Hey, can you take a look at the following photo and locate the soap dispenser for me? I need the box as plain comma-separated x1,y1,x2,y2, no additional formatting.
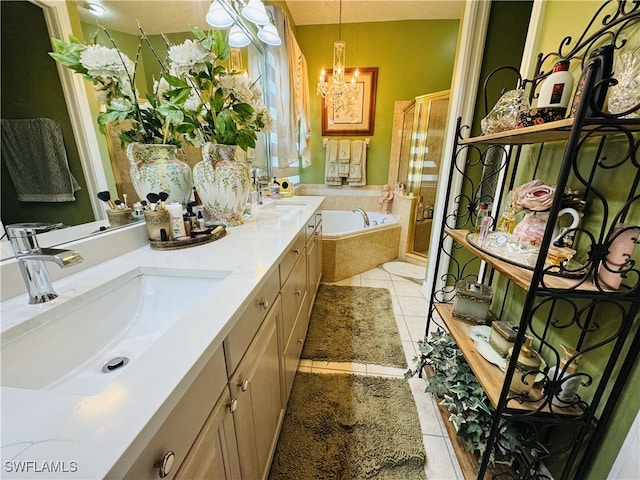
507,335,542,396
546,345,580,407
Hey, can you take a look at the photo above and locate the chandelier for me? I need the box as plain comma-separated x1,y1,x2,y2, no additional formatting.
316,0,360,121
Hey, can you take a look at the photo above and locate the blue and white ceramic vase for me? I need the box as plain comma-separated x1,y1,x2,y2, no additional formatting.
126,142,193,205
193,143,250,226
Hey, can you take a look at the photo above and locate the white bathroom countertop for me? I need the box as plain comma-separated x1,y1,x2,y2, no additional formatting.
0,196,324,479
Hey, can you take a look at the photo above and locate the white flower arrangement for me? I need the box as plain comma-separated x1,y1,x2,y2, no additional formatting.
163,26,272,151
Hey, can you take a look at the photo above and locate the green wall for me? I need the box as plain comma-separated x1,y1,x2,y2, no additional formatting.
1,1,94,227
295,19,459,185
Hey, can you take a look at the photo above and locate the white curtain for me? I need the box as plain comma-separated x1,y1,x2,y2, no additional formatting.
268,7,311,173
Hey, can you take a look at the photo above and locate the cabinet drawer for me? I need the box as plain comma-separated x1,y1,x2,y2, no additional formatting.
281,251,307,348
279,231,305,286
124,346,226,480
224,267,280,375
304,209,323,244
283,309,309,402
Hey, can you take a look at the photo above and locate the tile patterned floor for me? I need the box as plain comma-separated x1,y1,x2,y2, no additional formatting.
300,264,464,480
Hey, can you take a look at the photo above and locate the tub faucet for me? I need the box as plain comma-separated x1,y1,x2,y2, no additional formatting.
352,208,370,227
6,224,83,304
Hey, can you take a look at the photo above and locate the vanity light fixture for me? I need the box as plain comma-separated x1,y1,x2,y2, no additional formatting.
206,0,281,47
206,0,235,28
316,0,360,121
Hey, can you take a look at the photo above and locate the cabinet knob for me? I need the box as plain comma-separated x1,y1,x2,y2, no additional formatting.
308,224,314,229
297,338,303,345
294,289,301,297
155,451,175,478
293,248,300,255
229,398,238,413
240,377,249,391
260,298,269,310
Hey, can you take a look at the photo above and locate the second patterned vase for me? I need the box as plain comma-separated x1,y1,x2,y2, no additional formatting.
193,143,250,226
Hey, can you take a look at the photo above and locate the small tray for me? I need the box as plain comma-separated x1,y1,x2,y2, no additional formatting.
466,232,587,278
150,228,226,251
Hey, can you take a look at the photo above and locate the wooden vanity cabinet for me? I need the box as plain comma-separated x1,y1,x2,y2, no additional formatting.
228,295,284,480
120,208,323,480
174,388,240,479
122,347,227,480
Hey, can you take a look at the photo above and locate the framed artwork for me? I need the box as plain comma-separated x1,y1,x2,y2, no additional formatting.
321,67,378,136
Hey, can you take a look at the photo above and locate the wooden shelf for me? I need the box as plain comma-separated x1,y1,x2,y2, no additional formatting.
459,118,640,146
436,304,507,408
446,229,598,292
436,304,583,416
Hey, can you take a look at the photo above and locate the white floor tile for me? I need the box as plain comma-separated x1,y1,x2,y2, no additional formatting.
360,267,392,280
422,435,460,480
311,361,367,374
366,364,406,377
397,295,429,317
408,377,444,437
396,315,412,342
360,278,393,289
405,314,429,343
392,279,425,297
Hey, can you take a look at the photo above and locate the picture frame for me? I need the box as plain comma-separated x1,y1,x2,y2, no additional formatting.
321,67,378,136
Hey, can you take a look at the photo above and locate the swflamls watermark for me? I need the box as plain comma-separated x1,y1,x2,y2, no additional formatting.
3,460,78,473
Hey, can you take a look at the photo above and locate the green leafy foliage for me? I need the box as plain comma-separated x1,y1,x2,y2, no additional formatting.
408,330,520,466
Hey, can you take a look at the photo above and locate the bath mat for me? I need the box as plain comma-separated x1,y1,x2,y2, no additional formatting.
268,372,426,480
302,285,407,368
382,261,426,281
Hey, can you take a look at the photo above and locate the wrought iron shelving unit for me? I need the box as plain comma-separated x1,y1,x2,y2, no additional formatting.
424,2,640,478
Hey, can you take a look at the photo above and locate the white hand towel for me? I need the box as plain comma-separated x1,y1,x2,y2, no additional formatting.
325,139,341,185
348,140,367,186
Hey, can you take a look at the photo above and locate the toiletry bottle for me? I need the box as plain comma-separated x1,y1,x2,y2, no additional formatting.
197,211,205,229
185,203,198,230
507,335,542,396
497,193,516,233
546,344,580,407
271,177,281,199
474,203,489,234
166,202,186,239
537,60,574,109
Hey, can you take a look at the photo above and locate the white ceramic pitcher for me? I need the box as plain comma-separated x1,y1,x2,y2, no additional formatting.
512,208,581,246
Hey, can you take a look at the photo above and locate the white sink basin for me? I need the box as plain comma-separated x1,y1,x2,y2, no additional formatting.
1,267,229,395
258,201,306,218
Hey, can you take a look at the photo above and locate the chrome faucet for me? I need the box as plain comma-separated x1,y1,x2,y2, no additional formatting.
6,224,83,304
352,208,370,227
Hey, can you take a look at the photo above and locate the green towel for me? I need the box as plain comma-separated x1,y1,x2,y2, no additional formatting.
1,118,80,202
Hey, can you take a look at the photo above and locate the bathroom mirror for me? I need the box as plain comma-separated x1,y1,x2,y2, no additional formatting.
0,0,267,260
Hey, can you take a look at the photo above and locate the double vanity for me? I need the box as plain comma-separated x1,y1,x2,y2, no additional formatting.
1,196,324,479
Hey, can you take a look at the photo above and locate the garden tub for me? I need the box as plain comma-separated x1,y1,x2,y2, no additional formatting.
321,210,401,282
